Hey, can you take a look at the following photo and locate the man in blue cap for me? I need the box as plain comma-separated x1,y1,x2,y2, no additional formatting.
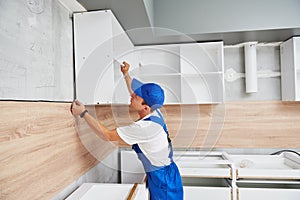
71,61,183,200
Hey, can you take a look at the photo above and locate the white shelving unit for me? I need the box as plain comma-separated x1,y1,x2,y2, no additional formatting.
180,42,224,104
180,42,223,74
280,37,300,101
181,73,224,104
137,44,181,75
116,42,224,104
132,44,182,104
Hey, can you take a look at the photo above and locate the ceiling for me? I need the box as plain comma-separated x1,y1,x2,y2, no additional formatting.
77,0,300,45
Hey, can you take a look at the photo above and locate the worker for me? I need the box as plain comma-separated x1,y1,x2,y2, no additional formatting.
71,61,183,199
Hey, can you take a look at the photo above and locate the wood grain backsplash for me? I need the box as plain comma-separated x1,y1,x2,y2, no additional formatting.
0,100,300,199
0,101,100,200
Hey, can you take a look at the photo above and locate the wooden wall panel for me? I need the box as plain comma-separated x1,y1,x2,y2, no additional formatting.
0,101,100,200
218,101,300,148
99,101,300,148
0,100,300,199
167,101,300,148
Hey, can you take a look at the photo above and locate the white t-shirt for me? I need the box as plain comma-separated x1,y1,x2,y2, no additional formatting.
117,110,171,167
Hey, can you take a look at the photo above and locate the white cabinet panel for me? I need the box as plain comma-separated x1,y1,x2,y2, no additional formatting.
137,44,181,74
111,12,134,59
180,42,223,74
66,183,149,200
74,10,134,104
229,153,300,179
237,181,300,200
180,42,224,104
139,75,182,104
121,151,145,184
181,73,224,104
174,151,231,178
280,37,300,101
184,186,231,200
113,52,140,104
74,11,114,104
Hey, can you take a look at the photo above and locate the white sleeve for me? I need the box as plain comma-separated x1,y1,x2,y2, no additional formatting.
116,121,161,145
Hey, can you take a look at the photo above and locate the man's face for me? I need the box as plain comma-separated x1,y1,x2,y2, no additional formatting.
130,93,146,111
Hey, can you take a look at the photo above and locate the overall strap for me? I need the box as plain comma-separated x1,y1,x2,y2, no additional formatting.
144,110,174,162
132,144,156,172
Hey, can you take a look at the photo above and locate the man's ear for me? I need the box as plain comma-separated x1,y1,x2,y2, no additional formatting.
144,105,151,112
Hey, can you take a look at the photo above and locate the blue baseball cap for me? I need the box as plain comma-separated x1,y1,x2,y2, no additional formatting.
131,78,165,109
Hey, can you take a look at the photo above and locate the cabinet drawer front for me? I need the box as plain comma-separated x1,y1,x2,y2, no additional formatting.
184,186,231,200
238,188,300,200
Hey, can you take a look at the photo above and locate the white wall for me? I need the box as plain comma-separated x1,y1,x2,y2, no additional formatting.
154,0,300,34
224,44,281,101
0,0,73,101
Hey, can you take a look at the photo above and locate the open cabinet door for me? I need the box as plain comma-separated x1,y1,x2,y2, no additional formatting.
74,10,133,105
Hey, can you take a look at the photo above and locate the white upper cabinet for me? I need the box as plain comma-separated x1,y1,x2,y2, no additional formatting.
74,10,224,104
133,44,182,104
180,42,224,104
180,42,223,74
137,44,181,75
125,42,225,104
280,37,300,101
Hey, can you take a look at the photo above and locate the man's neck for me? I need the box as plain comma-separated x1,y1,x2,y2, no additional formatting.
138,109,151,120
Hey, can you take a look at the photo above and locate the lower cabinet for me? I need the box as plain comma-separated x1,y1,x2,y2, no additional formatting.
67,150,300,199
183,178,232,200
120,150,300,200
120,150,145,184
237,181,300,200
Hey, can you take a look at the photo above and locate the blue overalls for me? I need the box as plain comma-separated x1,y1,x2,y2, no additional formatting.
132,110,183,200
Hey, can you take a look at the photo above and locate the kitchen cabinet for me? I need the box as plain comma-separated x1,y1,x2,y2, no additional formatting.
173,151,232,178
237,180,300,200
120,150,300,200
114,44,182,104
280,37,300,101
74,10,224,105
180,42,224,104
183,179,232,200
229,152,300,200
176,151,232,200
115,42,224,104
120,150,145,184
73,10,133,105
121,150,233,199
229,153,300,180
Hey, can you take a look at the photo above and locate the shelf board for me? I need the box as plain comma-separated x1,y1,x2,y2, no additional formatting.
181,72,223,77
138,73,181,77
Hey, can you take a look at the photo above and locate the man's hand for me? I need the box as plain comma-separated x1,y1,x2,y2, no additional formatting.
71,100,86,116
121,61,130,75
